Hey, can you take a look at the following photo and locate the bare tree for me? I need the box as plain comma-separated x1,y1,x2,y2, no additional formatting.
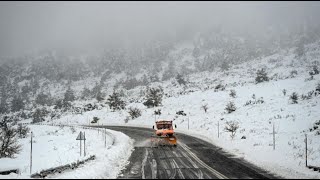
201,104,208,113
282,89,287,96
229,90,236,98
224,121,239,139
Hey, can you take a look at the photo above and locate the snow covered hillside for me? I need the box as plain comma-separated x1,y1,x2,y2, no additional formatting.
0,125,134,179
49,41,320,178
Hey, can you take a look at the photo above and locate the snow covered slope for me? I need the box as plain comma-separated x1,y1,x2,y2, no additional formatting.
0,125,134,179
52,41,320,178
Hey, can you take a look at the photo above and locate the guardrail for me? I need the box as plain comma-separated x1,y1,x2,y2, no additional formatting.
30,155,95,178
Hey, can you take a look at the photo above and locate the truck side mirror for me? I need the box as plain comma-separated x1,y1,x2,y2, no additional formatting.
175,124,177,128
152,125,154,129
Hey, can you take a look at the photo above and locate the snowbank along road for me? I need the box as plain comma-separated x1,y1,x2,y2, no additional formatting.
97,126,281,179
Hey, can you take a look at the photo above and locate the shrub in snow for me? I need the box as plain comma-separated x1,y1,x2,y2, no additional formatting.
220,61,230,71
143,87,163,108
176,74,187,85
225,102,236,113
241,136,246,139
309,65,319,76
316,82,320,94
301,91,314,100
255,68,269,84
289,92,299,104
17,124,30,138
176,110,187,116
128,107,142,119
290,70,298,78
83,103,96,112
91,117,99,123
282,89,287,96
124,116,130,123
229,90,236,98
244,97,264,106
106,91,126,111
309,120,320,135
305,75,314,82
214,84,225,92
0,121,21,158
32,108,49,123
154,109,161,115
224,121,239,139
201,104,208,113
70,126,76,134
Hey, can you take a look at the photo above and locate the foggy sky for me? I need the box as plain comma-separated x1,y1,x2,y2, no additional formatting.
0,1,320,57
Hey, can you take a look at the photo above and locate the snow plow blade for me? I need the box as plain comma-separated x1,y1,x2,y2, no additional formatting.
151,135,177,147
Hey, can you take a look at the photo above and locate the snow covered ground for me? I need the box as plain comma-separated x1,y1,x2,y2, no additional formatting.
0,125,134,179
50,41,320,178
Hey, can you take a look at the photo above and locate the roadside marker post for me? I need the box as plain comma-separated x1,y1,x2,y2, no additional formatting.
30,131,33,175
76,131,86,157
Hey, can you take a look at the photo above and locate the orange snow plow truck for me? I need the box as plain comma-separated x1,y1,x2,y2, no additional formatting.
151,120,177,147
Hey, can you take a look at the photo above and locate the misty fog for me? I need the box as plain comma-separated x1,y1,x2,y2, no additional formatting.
1,1,320,57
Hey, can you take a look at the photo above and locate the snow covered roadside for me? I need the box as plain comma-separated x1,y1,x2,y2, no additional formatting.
0,125,134,179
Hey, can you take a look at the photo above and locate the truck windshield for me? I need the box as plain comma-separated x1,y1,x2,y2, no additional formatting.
157,123,172,129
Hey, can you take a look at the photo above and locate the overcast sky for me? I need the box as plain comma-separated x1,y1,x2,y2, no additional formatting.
0,1,320,57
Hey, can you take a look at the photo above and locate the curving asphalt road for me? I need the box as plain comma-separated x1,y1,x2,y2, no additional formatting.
97,126,281,179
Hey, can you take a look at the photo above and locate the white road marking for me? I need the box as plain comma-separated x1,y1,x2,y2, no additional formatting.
178,142,228,179
141,149,148,179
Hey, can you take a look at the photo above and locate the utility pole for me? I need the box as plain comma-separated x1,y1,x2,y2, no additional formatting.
188,113,190,130
80,131,82,157
218,121,220,138
84,132,86,156
153,100,156,123
30,131,33,175
273,122,275,150
305,134,308,167
105,128,107,148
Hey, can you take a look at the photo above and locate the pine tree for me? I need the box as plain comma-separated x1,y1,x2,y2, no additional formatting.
35,92,50,106
176,74,187,85
106,91,126,111
255,68,269,83
192,46,201,58
91,82,101,98
64,86,75,102
220,61,230,71
81,87,91,100
32,108,48,123
96,89,104,102
0,86,8,114
0,122,21,158
162,60,176,81
11,95,24,112
143,87,164,108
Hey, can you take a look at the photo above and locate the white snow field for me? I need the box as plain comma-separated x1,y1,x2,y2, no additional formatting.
50,41,320,178
0,125,134,179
